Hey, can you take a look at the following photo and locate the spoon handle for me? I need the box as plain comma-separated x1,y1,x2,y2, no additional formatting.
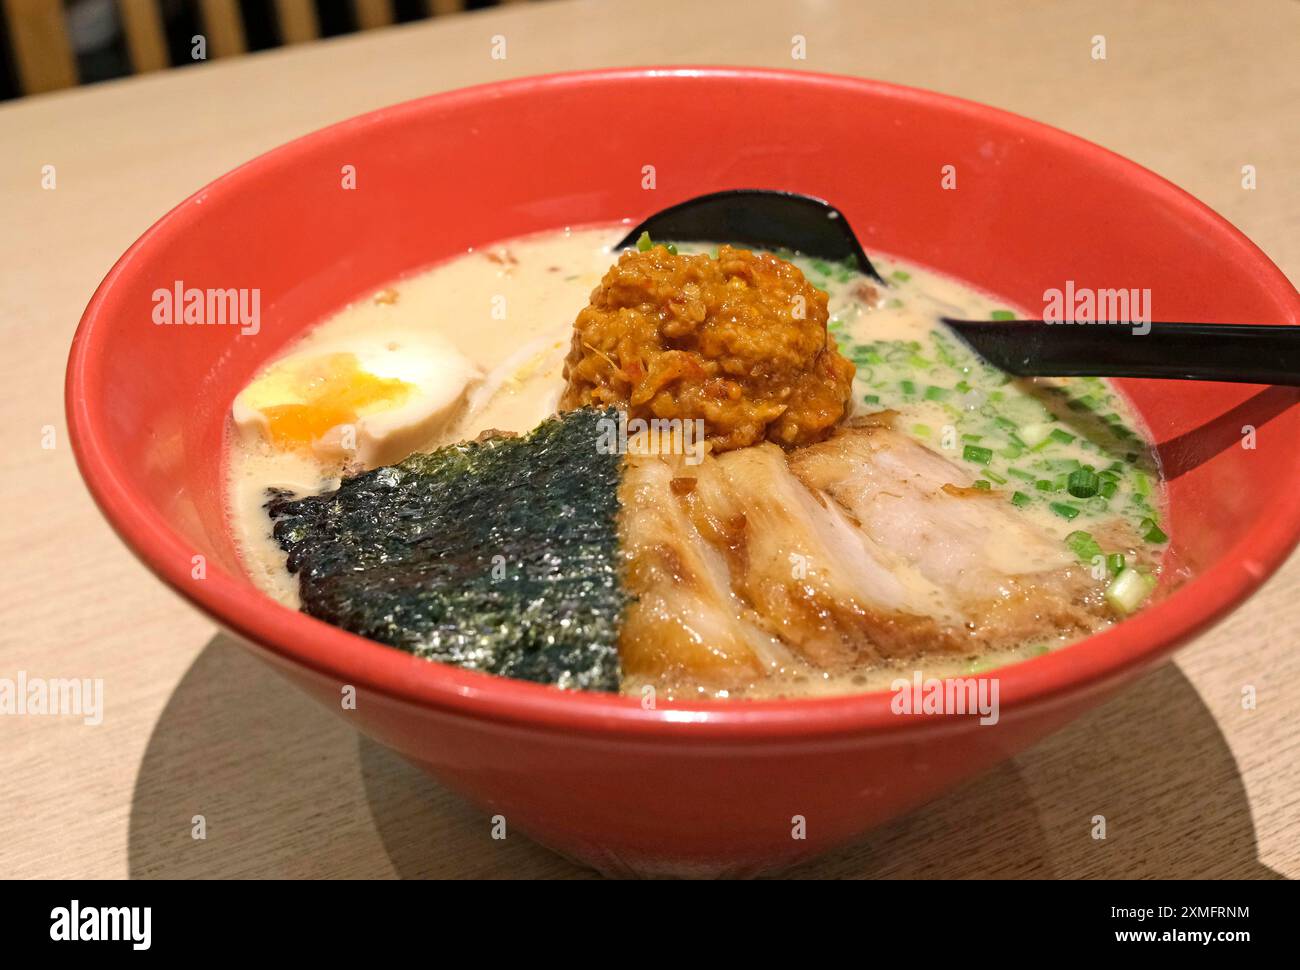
941,320,1300,386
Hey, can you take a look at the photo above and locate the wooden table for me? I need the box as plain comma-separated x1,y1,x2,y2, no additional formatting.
3,0,1297,879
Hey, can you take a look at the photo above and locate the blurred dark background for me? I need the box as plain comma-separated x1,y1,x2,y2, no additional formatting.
0,0,534,102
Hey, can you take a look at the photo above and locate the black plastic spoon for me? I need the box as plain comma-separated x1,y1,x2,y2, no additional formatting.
616,188,886,284
619,189,1300,386
940,319,1300,386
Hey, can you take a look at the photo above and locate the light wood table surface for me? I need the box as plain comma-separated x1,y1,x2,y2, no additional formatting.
2,0,1297,879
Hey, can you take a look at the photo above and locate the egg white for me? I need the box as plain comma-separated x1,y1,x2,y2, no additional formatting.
232,330,481,469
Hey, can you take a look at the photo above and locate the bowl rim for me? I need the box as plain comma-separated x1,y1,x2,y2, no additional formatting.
65,66,1300,741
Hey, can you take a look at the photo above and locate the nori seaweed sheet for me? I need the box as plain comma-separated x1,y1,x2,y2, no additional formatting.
265,407,625,691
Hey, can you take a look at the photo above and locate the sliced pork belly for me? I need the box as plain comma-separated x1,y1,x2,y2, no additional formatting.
619,455,797,686
676,443,964,670
618,416,1111,692
788,418,1108,649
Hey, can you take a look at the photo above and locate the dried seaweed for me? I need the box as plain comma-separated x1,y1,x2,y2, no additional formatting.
266,408,625,690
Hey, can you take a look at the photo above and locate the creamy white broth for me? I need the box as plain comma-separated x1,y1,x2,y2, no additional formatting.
226,225,1165,697
228,227,617,608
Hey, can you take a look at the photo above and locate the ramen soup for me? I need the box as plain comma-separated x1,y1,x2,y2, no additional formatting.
227,226,1167,699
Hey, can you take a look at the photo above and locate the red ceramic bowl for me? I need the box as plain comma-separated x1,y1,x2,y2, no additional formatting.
67,67,1300,877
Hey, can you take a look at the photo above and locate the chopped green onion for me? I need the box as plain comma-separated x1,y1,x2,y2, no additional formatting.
911,423,932,437
900,379,917,396
891,269,911,282
1007,467,1035,481
1019,423,1052,448
636,231,653,251
963,445,993,465
924,385,950,401
1050,502,1081,521
1034,479,1056,492
1139,517,1168,543
1011,491,1032,508
972,480,991,490
1030,426,1078,452
1066,468,1100,498
1065,530,1102,562
1107,552,1126,576
1043,458,1082,473
931,338,958,367
1105,568,1156,615
863,394,880,404
990,309,1016,321
984,469,1007,485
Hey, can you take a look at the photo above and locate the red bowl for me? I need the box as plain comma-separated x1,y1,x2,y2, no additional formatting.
66,67,1300,877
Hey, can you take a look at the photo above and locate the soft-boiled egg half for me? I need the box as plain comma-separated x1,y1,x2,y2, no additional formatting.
232,332,480,469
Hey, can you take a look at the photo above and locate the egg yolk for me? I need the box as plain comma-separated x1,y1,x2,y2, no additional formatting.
254,352,414,448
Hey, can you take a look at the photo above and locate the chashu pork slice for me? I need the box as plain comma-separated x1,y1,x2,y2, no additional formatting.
618,416,1113,692
619,455,797,688
788,418,1109,651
